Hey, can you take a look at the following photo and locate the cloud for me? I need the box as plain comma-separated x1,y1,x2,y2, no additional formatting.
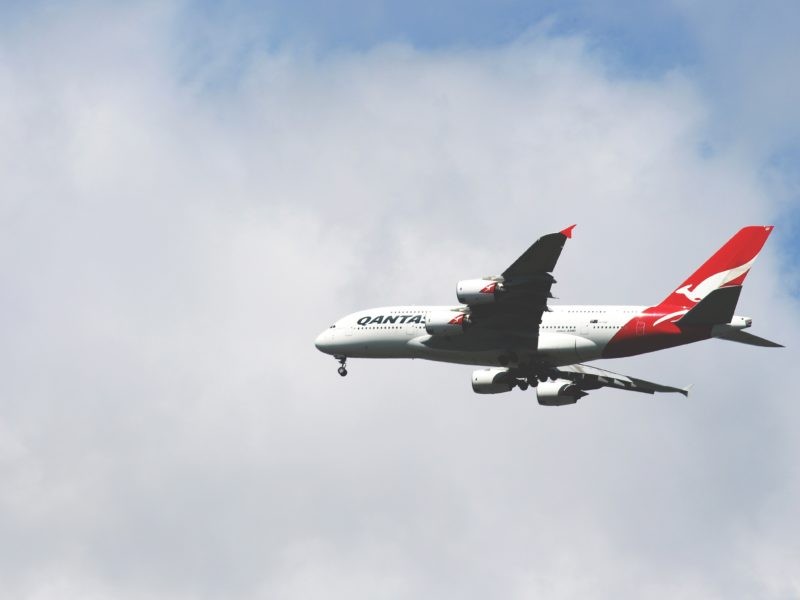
0,4,798,599
672,1,800,149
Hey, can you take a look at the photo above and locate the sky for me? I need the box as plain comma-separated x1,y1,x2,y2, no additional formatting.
1,1,799,599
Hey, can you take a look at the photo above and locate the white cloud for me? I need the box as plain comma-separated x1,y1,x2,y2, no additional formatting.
0,4,798,599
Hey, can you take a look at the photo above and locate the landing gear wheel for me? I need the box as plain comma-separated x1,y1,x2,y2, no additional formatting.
518,380,529,391
335,355,348,377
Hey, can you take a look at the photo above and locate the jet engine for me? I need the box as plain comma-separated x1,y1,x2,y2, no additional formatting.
536,380,588,406
425,311,469,336
457,279,502,304
471,368,516,394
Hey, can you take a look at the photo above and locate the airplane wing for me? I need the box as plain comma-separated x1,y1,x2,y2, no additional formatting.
554,363,689,396
502,224,576,280
468,225,576,332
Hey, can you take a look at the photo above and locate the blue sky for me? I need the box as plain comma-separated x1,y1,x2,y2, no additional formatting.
176,0,799,262
191,0,696,67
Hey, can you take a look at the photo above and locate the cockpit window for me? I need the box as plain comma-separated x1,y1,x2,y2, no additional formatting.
329,324,336,328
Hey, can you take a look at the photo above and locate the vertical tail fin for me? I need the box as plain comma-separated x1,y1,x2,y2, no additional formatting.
658,226,774,309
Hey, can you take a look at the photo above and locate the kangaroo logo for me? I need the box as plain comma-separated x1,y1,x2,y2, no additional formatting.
674,284,707,303
673,258,756,304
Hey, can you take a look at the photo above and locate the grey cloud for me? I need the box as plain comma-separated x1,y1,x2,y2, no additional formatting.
672,0,800,153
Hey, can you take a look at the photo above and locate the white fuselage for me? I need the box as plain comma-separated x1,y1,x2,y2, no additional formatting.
314,304,648,368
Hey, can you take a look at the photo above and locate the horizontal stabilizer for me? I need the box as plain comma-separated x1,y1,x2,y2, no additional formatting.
714,329,784,348
677,285,741,326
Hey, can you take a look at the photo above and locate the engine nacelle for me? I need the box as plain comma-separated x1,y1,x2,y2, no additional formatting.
457,279,502,304
472,368,515,394
425,311,469,336
536,379,588,406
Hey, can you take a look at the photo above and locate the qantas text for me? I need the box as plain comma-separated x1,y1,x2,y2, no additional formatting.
357,314,425,326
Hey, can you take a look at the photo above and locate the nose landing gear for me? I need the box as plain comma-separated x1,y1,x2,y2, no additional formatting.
335,355,348,377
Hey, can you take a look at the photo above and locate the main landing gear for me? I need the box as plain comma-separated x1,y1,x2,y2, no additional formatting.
335,355,348,377
514,367,560,391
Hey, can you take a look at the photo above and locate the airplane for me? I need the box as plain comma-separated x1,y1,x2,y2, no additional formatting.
314,225,782,405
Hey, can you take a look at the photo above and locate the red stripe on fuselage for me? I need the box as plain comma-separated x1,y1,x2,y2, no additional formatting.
602,305,711,358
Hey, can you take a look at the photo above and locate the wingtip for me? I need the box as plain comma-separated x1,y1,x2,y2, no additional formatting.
560,224,577,238
682,383,694,397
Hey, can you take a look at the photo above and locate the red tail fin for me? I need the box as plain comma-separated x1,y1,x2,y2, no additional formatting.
658,226,774,309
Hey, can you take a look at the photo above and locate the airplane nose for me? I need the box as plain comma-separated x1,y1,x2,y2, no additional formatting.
315,330,334,354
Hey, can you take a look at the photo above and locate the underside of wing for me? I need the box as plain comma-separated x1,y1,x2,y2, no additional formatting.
471,362,689,405
555,363,689,396
465,225,576,336
502,224,576,280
